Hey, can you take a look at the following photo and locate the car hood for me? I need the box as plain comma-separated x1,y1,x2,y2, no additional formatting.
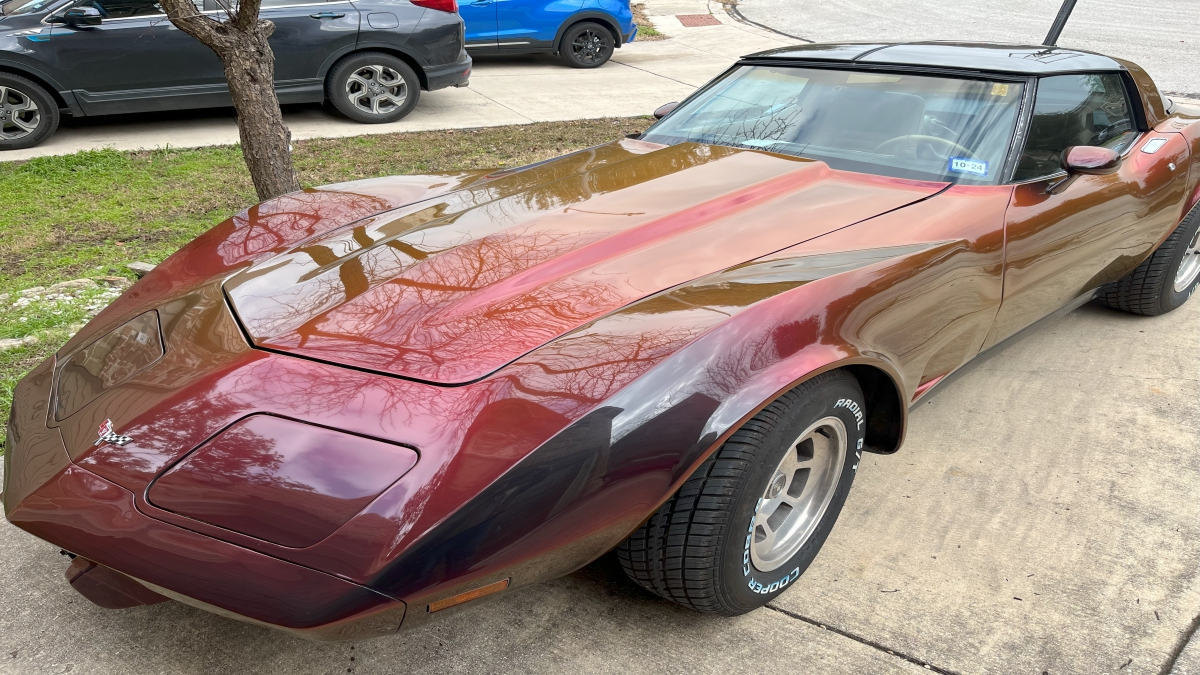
0,12,49,30
224,140,947,384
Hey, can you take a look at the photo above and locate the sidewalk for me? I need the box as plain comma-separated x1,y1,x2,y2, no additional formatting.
0,0,788,162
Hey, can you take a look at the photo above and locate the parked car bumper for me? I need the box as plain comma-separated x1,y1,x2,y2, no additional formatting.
426,51,472,91
1,358,407,642
625,25,638,43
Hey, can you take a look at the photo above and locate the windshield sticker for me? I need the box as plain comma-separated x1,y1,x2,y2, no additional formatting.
990,83,1010,96
948,157,989,177
740,139,784,148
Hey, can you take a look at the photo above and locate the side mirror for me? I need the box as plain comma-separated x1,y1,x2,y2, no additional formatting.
61,6,103,26
652,102,678,120
1061,145,1120,174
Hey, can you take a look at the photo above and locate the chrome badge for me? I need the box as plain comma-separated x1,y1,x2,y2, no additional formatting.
95,419,132,447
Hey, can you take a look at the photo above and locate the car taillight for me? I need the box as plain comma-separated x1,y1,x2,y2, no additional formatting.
412,0,456,12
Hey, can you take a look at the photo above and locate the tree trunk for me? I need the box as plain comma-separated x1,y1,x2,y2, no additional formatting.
159,0,301,201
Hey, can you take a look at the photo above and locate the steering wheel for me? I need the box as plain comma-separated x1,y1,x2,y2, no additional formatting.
874,135,972,161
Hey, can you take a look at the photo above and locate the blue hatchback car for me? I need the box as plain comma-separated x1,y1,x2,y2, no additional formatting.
459,0,635,68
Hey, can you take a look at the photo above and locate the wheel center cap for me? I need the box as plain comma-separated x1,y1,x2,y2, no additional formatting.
766,472,786,499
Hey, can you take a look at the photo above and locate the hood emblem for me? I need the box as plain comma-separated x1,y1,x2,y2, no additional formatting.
95,419,132,447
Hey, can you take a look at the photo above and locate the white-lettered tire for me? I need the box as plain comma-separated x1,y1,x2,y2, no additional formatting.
616,370,866,615
325,52,420,124
0,73,59,151
1099,202,1200,316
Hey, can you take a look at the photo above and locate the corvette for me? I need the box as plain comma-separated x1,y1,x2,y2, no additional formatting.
4,41,1200,640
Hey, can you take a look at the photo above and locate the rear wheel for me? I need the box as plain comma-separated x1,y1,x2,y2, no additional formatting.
325,52,420,124
616,370,866,615
1099,203,1200,315
0,73,59,151
558,22,615,68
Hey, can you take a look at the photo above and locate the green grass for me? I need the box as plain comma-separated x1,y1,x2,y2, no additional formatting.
0,117,652,437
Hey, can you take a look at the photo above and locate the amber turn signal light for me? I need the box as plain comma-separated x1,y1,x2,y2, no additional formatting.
427,579,510,613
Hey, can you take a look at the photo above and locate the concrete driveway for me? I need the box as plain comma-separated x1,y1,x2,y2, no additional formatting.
734,0,1200,96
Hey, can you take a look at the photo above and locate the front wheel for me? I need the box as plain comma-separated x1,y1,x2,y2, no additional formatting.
1099,202,1200,315
325,52,420,124
616,370,866,615
0,73,59,151
558,22,615,69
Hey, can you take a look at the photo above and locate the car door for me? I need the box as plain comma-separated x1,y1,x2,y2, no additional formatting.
46,0,225,114
495,0,581,50
982,72,1190,349
459,0,497,52
259,0,358,101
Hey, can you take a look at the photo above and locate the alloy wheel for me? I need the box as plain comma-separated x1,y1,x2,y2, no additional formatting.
1174,227,1200,293
0,85,41,141
570,29,608,65
750,416,847,572
345,65,407,117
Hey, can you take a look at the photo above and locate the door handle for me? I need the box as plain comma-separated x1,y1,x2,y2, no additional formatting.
469,1,491,5
309,11,346,18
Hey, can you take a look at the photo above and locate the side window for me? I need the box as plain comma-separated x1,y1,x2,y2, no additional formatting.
194,0,301,13
1013,73,1137,181
74,0,164,17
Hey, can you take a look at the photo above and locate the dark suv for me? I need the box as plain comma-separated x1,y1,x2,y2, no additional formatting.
0,0,471,149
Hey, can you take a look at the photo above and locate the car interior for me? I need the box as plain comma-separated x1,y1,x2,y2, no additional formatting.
641,65,1026,184
1012,73,1137,181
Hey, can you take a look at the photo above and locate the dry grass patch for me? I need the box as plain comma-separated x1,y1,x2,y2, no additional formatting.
632,4,667,40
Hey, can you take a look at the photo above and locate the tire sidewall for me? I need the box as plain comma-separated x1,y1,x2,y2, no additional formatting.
0,74,59,151
719,378,866,611
327,53,420,124
560,22,614,68
1161,207,1200,311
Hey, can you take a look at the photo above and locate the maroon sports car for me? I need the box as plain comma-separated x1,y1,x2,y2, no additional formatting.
5,42,1200,640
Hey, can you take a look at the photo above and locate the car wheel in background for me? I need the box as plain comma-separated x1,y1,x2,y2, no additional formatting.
1099,202,1200,316
0,73,59,151
617,370,866,615
325,52,421,124
559,22,615,68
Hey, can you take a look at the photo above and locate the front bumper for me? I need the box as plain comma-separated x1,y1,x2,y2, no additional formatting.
2,357,406,642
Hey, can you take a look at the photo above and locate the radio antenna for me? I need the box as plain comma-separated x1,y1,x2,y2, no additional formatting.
1044,0,1079,46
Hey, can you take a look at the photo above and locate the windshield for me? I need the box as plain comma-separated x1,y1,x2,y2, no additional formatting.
2,0,67,14
641,65,1025,184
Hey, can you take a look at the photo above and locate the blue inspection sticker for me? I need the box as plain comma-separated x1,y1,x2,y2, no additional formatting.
948,157,989,177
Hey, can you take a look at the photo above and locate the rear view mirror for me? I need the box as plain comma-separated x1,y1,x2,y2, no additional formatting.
652,102,678,120
61,6,102,26
1061,146,1120,174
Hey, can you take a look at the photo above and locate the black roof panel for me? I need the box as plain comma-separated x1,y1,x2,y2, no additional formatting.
745,42,1125,75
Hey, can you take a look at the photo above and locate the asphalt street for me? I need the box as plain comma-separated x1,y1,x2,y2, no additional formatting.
734,0,1200,96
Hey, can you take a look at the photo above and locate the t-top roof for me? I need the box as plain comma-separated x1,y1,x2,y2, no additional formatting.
743,42,1125,75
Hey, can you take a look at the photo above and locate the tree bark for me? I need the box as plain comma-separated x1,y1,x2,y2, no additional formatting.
159,0,301,200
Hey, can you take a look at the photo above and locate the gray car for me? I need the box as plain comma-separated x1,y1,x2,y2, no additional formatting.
0,0,471,149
